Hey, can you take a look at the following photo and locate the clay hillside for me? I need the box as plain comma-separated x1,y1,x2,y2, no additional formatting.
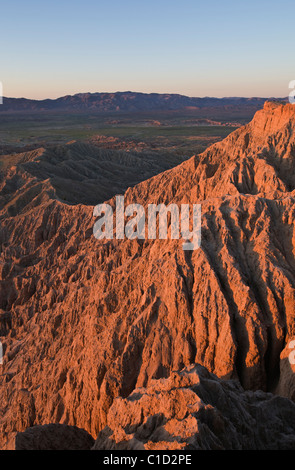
0,143,187,207
1,101,295,449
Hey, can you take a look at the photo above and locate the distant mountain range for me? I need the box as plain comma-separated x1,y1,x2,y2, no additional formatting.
0,91,286,113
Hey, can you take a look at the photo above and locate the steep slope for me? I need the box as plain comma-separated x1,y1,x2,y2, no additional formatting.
0,142,187,209
93,364,295,450
1,102,295,449
13,364,295,450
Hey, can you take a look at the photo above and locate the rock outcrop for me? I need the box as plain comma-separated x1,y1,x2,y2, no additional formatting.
0,142,187,207
15,423,94,450
1,102,295,448
92,364,295,450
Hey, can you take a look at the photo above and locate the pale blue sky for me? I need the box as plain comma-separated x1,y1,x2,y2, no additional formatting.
0,0,293,99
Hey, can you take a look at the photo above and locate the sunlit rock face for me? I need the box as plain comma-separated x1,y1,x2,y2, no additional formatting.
1,102,295,448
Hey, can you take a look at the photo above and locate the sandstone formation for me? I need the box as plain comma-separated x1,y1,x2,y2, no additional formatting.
0,142,187,207
1,101,295,449
92,364,295,450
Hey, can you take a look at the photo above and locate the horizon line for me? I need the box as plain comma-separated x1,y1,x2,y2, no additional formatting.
2,91,287,102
